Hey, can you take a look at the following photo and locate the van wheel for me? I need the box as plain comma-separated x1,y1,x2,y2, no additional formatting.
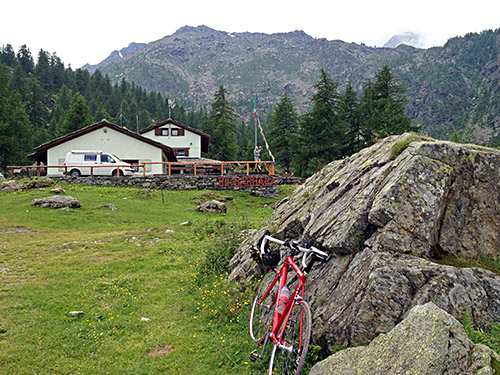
69,169,81,177
112,169,118,176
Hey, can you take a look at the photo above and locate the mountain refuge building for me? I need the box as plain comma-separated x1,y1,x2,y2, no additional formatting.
139,118,210,160
27,119,209,176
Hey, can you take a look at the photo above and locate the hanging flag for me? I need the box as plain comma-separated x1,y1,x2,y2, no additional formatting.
256,115,275,164
252,95,275,164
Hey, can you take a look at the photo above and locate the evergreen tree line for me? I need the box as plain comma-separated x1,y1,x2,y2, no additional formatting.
203,67,416,178
281,66,416,177
0,44,205,167
0,44,414,178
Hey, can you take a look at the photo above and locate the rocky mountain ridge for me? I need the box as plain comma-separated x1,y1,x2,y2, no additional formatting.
82,42,147,72
229,133,500,372
87,26,500,144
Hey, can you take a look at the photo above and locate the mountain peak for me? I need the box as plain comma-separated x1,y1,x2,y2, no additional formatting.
175,25,217,34
383,32,426,48
82,42,146,71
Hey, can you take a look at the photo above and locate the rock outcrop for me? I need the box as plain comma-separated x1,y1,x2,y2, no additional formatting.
229,134,500,353
31,196,81,209
310,303,500,375
0,178,54,193
197,200,227,213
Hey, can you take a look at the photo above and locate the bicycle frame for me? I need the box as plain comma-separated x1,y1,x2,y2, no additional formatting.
264,253,308,349
249,233,328,372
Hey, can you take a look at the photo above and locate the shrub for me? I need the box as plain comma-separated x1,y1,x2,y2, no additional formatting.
199,215,250,277
461,310,500,360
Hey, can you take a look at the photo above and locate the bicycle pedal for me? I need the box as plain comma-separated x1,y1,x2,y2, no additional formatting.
249,350,260,362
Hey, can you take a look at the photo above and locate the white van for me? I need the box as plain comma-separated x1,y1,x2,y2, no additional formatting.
63,150,135,177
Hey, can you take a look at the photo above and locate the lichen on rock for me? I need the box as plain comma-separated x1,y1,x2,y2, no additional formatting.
229,133,500,355
309,303,500,375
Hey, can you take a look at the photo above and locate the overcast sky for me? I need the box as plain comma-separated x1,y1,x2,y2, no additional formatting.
2,0,500,68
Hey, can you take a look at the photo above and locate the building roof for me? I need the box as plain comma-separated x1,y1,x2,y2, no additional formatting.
28,119,177,164
139,118,210,153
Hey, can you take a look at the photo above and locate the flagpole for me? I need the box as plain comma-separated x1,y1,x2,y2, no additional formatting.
253,95,276,166
254,96,258,148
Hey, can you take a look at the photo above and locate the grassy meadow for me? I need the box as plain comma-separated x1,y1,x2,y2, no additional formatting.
0,182,292,374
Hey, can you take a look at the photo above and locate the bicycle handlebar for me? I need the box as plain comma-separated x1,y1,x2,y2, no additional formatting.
254,231,329,273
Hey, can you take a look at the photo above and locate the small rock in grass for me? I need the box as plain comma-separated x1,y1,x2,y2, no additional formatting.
69,311,84,317
51,187,66,194
140,317,151,322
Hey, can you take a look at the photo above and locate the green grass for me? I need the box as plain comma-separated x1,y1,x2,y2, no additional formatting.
461,310,500,374
388,134,423,161
0,183,294,374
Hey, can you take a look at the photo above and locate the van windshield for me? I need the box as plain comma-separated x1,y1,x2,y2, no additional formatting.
101,154,115,163
111,154,124,163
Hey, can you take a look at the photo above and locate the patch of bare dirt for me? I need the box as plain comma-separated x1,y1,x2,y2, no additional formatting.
147,344,174,357
0,227,38,234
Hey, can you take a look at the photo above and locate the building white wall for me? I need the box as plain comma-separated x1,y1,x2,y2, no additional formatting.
142,125,202,158
46,126,166,175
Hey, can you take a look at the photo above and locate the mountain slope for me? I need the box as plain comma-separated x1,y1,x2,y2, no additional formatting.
82,42,146,73
90,26,500,144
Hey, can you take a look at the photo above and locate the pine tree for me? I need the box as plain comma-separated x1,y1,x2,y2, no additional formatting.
204,85,238,160
16,45,34,75
49,53,65,91
25,77,50,145
296,69,344,177
339,82,361,155
0,44,17,67
360,65,414,144
35,50,52,91
268,92,298,172
0,68,33,167
58,92,93,136
8,65,28,101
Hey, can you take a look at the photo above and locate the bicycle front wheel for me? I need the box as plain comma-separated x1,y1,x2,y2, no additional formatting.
249,270,279,343
268,300,312,375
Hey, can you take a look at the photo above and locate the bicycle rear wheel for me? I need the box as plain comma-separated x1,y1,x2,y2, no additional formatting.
249,270,279,343
268,300,312,375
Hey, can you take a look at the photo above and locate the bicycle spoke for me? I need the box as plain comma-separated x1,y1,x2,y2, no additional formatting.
269,301,312,375
249,270,279,343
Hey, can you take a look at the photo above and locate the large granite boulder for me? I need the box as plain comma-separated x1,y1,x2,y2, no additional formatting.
310,303,500,375
307,248,500,348
271,134,500,260
229,133,500,351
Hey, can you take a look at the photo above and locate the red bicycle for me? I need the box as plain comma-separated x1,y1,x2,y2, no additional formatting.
249,231,328,375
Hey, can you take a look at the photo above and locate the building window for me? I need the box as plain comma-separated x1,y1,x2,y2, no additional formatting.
155,128,169,136
174,148,189,157
171,128,185,136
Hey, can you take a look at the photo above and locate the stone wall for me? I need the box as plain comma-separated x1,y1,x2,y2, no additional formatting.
52,174,280,198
